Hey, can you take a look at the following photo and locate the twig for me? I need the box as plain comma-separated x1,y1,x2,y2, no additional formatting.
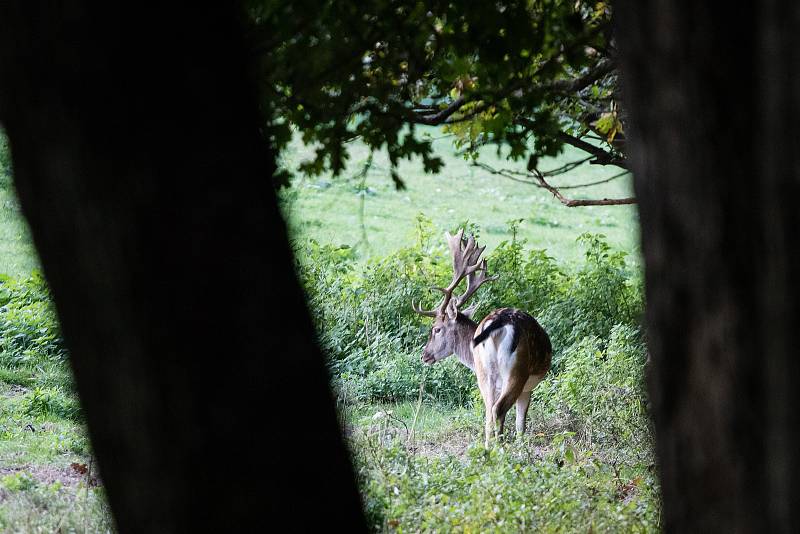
353,152,374,253
555,169,632,190
473,161,632,192
408,370,427,445
386,412,410,437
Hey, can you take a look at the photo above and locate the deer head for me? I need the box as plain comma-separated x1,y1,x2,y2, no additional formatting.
412,229,498,364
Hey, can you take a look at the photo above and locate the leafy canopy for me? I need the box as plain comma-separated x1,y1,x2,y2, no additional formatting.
243,1,622,189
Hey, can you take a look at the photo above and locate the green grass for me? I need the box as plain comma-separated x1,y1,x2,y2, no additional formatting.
0,381,113,533
0,128,640,274
0,180,38,278
347,397,658,532
280,127,639,265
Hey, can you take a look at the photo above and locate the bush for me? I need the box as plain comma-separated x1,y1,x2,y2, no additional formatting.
22,386,81,421
0,272,67,370
0,272,79,420
294,216,645,408
533,324,652,459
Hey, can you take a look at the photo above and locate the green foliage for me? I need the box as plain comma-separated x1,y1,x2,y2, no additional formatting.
354,436,658,532
296,217,644,408
0,472,36,492
0,272,104,529
244,1,619,186
0,272,79,422
0,474,113,533
538,233,642,366
0,273,67,370
534,325,652,458
297,215,477,404
22,386,81,421
312,220,656,529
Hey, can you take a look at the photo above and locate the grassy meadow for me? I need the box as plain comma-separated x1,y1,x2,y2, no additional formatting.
0,130,658,531
280,127,639,264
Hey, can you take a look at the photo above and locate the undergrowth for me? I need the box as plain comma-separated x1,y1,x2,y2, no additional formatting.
295,215,644,406
0,272,77,421
295,215,657,531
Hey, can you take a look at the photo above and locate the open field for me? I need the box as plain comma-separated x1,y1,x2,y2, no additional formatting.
280,127,639,265
0,129,639,275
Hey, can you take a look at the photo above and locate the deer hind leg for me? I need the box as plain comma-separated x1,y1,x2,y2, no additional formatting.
476,374,496,447
514,390,532,437
492,374,527,442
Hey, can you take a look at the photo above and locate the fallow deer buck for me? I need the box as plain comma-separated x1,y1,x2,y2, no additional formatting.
412,229,552,446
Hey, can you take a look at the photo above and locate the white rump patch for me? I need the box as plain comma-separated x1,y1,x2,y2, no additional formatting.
473,324,517,397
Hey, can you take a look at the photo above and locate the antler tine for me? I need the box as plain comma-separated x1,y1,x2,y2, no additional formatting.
412,228,495,318
411,298,439,317
455,258,499,308
444,230,479,290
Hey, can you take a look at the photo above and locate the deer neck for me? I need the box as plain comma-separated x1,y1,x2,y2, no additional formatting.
453,314,478,371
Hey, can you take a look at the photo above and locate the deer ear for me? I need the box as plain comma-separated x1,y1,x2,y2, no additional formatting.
445,299,458,320
461,303,478,319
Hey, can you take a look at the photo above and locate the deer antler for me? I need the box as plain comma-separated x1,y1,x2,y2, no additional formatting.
411,299,438,317
411,228,498,317
454,258,499,308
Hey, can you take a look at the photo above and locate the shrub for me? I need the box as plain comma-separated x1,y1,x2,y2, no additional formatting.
0,272,67,370
533,324,652,459
295,217,645,408
0,272,80,420
22,386,81,421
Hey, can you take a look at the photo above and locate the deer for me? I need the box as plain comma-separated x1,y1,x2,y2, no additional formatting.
412,229,552,447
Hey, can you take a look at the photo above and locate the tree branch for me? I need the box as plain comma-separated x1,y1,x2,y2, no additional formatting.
532,170,636,207
542,58,616,93
473,162,635,206
555,131,627,168
414,96,466,125
411,59,616,127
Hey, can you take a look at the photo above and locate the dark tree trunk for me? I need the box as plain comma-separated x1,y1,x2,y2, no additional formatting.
0,4,364,532
617,2,800,532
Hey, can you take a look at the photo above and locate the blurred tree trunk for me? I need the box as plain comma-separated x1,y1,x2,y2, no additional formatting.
0,3,364,531
617,2,800,531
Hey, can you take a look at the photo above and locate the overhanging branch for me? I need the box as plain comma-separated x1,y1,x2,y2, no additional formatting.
556,131,626,168
515,117,627,169
532,169,636,207
473,161,636,207
542,58,616,93
411,59,617,127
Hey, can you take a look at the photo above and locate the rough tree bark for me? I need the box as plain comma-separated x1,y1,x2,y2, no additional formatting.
0,3,365,531
617,2,800,532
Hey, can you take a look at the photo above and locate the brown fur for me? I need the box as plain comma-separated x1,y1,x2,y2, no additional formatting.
412,230,552,445
419,306,552,445
472,308,552,444
475,308,552,375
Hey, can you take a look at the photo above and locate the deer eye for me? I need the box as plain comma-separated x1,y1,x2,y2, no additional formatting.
433,327,441,335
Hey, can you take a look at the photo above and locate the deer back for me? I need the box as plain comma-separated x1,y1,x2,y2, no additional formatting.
473,308,552,375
